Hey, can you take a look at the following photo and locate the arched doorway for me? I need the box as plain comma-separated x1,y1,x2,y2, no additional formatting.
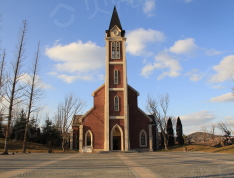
111,124,123,151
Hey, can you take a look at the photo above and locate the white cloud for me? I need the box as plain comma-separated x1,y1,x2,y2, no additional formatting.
20,73,53,89
45,40,105,83
223,116,234,121
126,28,165,56
186,69,203,81
210,55,234,83
141,51,182,79
209,93,234,103
206,49,223,56
211,85,226,89
170,38,197,55
143,0,156,16
180,110,215,134
48,72,96,83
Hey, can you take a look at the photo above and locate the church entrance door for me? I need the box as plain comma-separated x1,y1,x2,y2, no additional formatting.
111,125,123,151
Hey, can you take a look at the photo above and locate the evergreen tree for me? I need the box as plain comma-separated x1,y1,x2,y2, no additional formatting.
167,117,175,146
11,109,26,141
41,119,61,146
176,117,184,145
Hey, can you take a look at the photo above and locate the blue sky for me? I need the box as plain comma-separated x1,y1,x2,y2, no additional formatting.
0,0,234,134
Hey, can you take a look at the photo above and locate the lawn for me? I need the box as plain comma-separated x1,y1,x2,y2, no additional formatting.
1,138,234,154
159,144,234,154
0,138,77,153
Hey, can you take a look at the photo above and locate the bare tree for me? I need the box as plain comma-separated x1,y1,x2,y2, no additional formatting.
0,50,6,103
217,122,231,138
2,20,27,155
22,42,44,153
58,93,85,152
146,93,170,150
210,124,216,142
200,125,208,144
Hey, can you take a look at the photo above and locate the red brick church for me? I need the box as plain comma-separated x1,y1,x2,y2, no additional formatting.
71,7,157,152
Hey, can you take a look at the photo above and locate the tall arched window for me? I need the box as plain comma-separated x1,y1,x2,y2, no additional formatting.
114,70,119,84
114,96,119,111
85,130,93,147
139,130,147,147
111,42,121,59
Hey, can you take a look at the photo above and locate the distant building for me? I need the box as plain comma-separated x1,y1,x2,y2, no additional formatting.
71,7,157,152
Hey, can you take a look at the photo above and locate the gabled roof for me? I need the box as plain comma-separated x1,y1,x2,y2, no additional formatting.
109,6,122,30
128,85,140,96
92,84,105,96
72,115,83,126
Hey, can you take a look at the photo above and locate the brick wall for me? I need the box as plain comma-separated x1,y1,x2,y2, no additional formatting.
82,85,105,149
109,91,124,116
109,64,123,88
128,87,150,149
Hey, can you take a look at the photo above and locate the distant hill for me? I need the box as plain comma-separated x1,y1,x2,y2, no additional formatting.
186,132,222,144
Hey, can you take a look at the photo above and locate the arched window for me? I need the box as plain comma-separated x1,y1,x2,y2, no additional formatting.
111,42,121,59
112,42,115,58
85,130,93,147
114,70,119,84
139,130,147,147
114,96,119,111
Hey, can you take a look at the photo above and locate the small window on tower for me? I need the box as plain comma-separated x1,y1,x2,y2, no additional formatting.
111,42,121,59
116,42,120,58
114,70,119,84
114,96,119,111
112,42,115,58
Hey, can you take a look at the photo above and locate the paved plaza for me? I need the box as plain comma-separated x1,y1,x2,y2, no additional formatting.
0,151,234,178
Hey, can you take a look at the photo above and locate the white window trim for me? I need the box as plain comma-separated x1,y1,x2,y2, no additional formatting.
139,130,147,147
111,42,121,59
114,96,119,111
114,70,119,84
85,130,93,147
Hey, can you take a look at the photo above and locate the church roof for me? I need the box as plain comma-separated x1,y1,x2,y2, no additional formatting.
72,115,83,126
109,6,122,30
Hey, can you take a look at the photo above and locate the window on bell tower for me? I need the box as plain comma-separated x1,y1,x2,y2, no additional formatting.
111,42,121,59
114,96,119,111
114,70,119,84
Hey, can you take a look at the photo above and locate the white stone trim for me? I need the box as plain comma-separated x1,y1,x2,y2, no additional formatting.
70,129,73,150
110,124,124,151
109,88,124,91
122,39,129,151
109,116,124,119
85,130,93,147
105,37,110,151
79,125,83,152
139,129,147,147
149,125,153,151
109,62,123,65
92,84,105,96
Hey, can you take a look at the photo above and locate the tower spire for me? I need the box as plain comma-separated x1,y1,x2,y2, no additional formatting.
106,6,125,37
109,6,122,30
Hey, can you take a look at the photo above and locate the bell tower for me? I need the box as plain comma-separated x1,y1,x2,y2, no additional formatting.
104,7,129,151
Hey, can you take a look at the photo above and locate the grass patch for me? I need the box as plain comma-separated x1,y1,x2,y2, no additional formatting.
159,144,234,154
0,138,77,153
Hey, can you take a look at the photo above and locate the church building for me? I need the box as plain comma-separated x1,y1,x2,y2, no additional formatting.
71,7,157,152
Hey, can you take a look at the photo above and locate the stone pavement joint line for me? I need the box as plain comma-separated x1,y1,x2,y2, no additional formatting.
1,154,78,178
117,153,162,178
